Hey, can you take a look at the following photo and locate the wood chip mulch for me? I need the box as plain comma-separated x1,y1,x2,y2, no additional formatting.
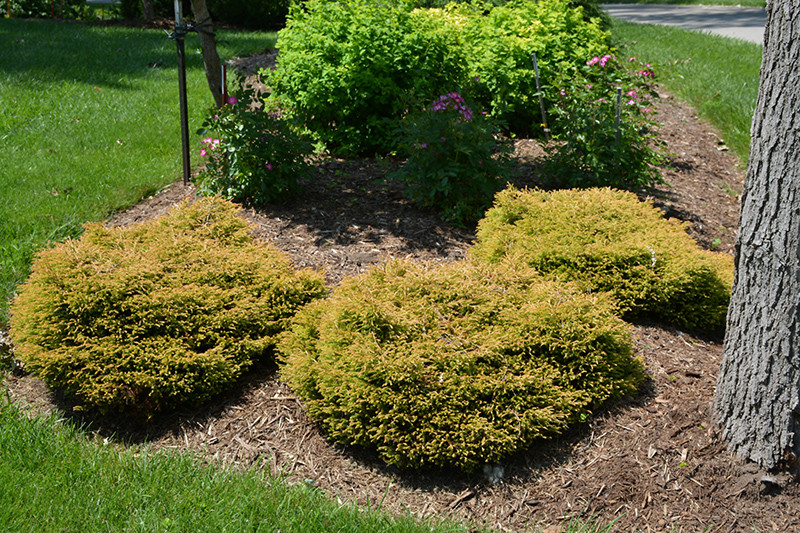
4,58,799,531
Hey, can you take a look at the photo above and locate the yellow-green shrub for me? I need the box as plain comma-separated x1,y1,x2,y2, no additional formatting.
279,259,644,472
471,187,734,332
10,197,327,415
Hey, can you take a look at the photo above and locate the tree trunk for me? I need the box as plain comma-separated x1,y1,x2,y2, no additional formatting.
140,0,154,21
714,1,800,471
190,0,224,108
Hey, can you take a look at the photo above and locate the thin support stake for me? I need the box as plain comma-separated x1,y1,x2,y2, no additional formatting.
174,0,191,186
615,87,622,146
531,52,551,141
222,63,228,104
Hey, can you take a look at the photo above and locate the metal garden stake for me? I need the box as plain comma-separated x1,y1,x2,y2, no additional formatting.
170,0,191,186
531,52,551,141
615,87,622,146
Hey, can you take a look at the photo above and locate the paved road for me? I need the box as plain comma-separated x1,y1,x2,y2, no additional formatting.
601,4,766,44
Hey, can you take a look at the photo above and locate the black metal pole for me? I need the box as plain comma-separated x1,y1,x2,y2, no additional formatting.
176,35,191,186
174,1,191,186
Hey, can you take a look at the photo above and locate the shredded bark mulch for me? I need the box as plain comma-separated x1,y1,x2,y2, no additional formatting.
5,62,798,532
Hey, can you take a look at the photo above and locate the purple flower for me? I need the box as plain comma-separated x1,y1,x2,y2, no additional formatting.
227,96,238,105
265,162,273,170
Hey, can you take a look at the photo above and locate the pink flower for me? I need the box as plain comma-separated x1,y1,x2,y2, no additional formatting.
627,90,637,98
643,107,652,114
628,57,636,62
599,54,614,67
265,162,273,170
227,96,238,105
627,99,636,105
586,84,593,90
200,148,207,157
560,89,567,97
587,56,600,66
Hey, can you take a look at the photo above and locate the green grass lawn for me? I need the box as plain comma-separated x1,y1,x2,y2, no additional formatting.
0,19,270,325
610,18,762,163
0,399,477,533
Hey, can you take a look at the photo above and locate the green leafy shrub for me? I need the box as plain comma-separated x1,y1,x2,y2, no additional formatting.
9,197,327,415
279,259,644,471
265,0,469,155
471,187,734,332
391,91,513,225
424,0,612,135
116,0,287,28
206,0,291,29
196,86,313,206
541,54,666,190
6,0,88,18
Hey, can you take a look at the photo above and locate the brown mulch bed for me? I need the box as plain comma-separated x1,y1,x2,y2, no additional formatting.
4,61,799,531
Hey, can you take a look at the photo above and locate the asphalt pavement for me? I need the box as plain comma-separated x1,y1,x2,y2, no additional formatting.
600,4,766,44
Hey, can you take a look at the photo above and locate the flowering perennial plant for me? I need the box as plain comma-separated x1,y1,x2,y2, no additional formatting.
195,86,312,205
391,92,513,225
541,55,667,190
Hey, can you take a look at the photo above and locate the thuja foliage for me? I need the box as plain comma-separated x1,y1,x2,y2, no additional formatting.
266,0,468,155
471,187,734,332
279,260,644,472
10,198,327,415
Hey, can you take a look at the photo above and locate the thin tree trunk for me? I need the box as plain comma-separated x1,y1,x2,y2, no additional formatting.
140,0,154,21
190,0,224,108
714,1,800,472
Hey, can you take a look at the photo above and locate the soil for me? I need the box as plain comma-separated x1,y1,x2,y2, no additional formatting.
5,52,800,532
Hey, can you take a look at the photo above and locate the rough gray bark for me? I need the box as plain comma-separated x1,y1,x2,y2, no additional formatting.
714,1,800,471
190,0,224,108
140,0,154,21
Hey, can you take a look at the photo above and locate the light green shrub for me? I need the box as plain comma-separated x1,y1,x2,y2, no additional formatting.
422,0,612,134
279,259,644,471
10,197,327,415
266,0,469,155
471,187,734,332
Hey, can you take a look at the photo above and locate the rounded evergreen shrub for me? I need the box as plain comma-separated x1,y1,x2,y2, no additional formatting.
279,260,644,471
10,197,327,415
471,187,734,333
